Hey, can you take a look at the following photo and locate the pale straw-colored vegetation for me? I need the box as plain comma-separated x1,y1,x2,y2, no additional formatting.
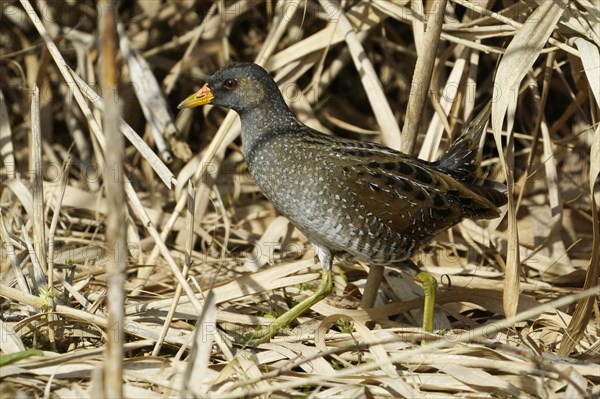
0,0,598,397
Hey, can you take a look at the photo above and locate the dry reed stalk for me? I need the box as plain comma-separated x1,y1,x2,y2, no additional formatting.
401,0,449,155
99,1,126,397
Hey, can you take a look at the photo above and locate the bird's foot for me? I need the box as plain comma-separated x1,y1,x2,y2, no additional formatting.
242,321,286,347
241,270,333,346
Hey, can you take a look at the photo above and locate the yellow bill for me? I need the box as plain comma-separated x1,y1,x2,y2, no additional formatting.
178,83,214,109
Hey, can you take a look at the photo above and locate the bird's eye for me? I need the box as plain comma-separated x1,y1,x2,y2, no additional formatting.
223,79,237,90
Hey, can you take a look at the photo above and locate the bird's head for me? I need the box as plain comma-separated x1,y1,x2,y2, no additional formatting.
178,63,281,115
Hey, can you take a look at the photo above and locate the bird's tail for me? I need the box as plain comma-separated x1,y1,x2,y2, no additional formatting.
433,102,492,184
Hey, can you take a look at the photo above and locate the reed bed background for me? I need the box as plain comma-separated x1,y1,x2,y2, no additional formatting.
0,0,598,397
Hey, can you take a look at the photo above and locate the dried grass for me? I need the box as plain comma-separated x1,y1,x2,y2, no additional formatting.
1,0,598,398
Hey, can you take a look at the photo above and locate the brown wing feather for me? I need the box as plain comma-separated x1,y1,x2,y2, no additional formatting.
341,155,501,245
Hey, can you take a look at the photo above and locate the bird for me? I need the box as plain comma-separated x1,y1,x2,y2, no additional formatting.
178,62,507,344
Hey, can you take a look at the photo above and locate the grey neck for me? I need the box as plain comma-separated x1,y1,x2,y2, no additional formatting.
239,101,299,162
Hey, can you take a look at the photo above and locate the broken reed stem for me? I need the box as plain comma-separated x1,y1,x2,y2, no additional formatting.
30,84,46,273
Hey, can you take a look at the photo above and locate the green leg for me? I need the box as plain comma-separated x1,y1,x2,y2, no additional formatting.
415,271,437,344
246,269,333,345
